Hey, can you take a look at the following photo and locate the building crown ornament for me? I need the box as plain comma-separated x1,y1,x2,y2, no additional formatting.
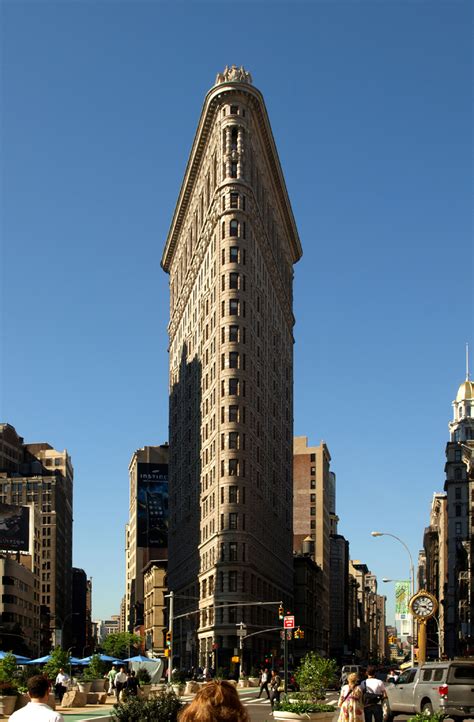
215,65,253,86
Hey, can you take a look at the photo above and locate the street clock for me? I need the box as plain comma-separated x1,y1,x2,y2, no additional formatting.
408,590,438,620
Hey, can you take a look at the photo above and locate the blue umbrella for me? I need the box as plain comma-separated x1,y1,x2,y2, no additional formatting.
69,657,83,665
123,655,155,663
0,652,30,663
26,655,51,665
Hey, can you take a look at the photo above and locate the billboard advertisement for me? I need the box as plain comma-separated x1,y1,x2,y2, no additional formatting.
395,580,411,615
0,503,30,552
137,463,168,549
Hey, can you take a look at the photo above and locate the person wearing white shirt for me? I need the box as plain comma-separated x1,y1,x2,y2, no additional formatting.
361,667,387,722
54,668,69,704
9,675,63,721
114,667,128,701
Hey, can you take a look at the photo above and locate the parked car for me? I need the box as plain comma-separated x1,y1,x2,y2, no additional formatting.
340,665,365,685
383,661,474,722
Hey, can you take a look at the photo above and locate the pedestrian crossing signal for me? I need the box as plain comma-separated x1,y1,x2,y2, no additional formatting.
164,649,170,657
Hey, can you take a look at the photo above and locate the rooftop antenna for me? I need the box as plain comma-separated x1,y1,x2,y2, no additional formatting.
466,342,470,381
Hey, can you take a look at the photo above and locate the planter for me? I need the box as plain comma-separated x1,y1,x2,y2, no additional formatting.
0,695,18,716
238,679,250,688
185,681,200,694
171,684,184,696
139,684,151,698
77,681,92,694
90,679,106,692
249,677,260,687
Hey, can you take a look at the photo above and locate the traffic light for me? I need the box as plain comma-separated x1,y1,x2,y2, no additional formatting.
294,628,300,639
166,631,172,646
278,605,284,620
300,629,305,639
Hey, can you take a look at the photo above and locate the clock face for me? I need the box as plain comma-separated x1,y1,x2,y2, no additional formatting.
412,595,435,617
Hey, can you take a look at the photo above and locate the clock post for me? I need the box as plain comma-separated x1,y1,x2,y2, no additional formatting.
408,590,438,665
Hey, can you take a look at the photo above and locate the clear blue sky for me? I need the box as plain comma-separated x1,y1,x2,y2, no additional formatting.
1,1,472,624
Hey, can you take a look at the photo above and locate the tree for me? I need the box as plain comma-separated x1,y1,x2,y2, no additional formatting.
43,647,71,679
294,652,338,700
102,632,143,660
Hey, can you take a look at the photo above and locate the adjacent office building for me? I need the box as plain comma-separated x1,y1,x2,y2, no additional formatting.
0,423,73,652
125,444,169,636
293,436,331,654
162,66,302,667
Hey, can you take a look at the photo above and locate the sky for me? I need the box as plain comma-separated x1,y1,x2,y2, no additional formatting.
1,0,472,626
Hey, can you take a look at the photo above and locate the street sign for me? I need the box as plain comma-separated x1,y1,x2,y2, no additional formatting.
284,615,295,629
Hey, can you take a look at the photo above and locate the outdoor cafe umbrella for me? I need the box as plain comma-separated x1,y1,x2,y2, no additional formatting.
79,654,123,664
25,655,51,664
123,655,154,663
0,652,31,663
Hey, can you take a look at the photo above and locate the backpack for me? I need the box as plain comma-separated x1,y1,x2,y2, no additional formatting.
362,680,382,706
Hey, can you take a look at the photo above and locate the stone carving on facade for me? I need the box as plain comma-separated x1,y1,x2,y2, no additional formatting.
215,65,253,85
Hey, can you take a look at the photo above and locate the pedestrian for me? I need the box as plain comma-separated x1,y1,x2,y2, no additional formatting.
386,670,399,684
125,670,139,697
361,666,386,722
179,679,249,722
269,670,282,709
54,668,69,704
257,668,270,699
338,672,363,722
9,674,64,721
114,666,128,702
105,666,117,695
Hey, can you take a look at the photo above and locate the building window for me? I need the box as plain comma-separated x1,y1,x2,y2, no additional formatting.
310,453,315,462
455,487,461,499
229,405,239,422
229,432,239,449
230,105,238,115
455,522,462,536
229,486,238,503
310,467,315,475
310,494,316,503
454,449,462,461
229,543,237,561
229,299,239,316
310,520,316,529
229,459,239,476
229,272,239,289
229,247,239,263
229,512,238,529
229,352,239,368
455,468,462,480
310,479,316,489
229,325,239,342
230,163,237,178
455,504,462,517
230,192,239,208
229,571,238,592
310,507,316,516
230,220,239,236
229,379,239,396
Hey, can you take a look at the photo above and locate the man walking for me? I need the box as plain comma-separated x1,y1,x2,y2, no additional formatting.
257,668,270,699
361,666,387,722
114,666,128,702
269,670,282,710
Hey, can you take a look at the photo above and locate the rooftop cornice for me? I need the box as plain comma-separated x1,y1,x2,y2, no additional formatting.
161,77,302,272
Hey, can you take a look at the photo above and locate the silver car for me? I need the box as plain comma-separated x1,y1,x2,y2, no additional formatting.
383,661,474,722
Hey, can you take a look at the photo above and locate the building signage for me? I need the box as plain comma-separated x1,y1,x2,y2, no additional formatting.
0,503,30,552
395,581,410,615
137,463,168,549
283,615,295,629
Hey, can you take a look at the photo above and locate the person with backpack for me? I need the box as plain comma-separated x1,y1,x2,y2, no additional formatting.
338,672,363,722
360,666,387,722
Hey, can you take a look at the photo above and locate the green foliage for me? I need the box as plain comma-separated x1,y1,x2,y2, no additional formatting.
112,688,182,722
43,647,71,679
16,665,42,691
295,653,338,700
407,715,445,722
0,653,18,694
83,654,107,680
102,632,142,659
275,699,336,714
135,667,151,684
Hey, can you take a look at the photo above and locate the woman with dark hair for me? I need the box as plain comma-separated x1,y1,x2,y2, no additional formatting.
179,680,249,722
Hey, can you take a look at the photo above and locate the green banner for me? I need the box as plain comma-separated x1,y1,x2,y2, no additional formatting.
395,580,410,614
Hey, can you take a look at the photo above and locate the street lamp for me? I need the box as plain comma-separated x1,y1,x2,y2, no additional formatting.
371,531,415,667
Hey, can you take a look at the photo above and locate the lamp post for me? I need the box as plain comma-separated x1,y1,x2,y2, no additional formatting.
371,531,415,667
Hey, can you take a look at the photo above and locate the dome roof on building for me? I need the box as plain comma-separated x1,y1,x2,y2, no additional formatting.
456,380,474,402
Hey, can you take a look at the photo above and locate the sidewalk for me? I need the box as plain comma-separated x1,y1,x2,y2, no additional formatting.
60,698,115,721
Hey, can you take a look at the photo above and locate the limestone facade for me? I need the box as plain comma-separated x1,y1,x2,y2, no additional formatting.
162,68,302,666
